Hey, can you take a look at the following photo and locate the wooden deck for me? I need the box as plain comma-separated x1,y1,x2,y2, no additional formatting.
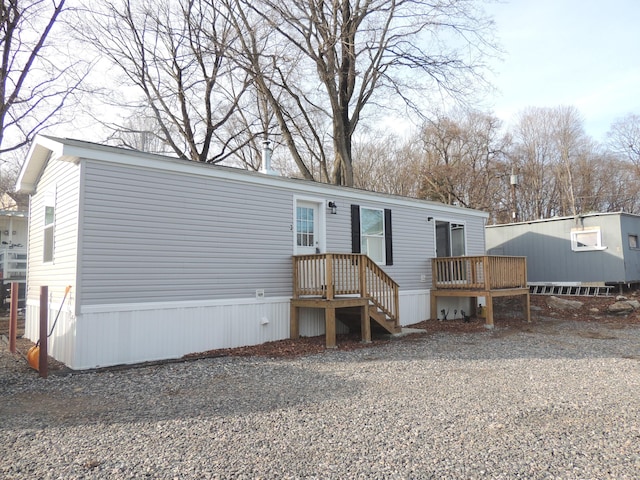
291,253,400,347
431,255,530,327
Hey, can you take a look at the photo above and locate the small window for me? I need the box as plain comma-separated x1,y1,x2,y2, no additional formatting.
361,207,385,263
571,228,605,252
296,206,315,248
630,235,639,249
43,194,55,262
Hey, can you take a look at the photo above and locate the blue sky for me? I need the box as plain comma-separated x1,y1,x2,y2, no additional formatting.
485,0,640,142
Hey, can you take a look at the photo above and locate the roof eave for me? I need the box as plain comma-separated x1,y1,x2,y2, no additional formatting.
16,135,77,194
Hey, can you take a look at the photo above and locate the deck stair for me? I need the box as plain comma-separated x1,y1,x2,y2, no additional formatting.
528,282,612,296
291,253,400,347
337,304,400,335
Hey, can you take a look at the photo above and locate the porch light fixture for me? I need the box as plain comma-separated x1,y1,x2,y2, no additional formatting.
328,201,337,214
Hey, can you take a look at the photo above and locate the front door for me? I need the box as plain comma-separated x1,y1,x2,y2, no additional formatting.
295,200,321,255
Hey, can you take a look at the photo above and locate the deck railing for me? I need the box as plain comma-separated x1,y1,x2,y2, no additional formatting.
0,247,27,280
432,255,527,291
292,253,399,321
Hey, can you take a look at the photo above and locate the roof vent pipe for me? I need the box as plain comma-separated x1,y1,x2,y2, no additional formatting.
260,140,279,176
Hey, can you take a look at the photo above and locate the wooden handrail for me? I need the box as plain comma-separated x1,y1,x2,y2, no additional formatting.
292,253,399,322
432,255,527,290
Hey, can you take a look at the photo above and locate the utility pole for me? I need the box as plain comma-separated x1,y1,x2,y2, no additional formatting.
510,169,518,222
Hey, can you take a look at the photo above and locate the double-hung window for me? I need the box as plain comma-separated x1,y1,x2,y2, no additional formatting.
43,192,55,263
361,207,385,263
351,205,393,265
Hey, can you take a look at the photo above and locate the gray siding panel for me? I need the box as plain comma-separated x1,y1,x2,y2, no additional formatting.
80,162,294,304
80,161,487,305
486,214,630,283
323,197,484,290
620,215,640,282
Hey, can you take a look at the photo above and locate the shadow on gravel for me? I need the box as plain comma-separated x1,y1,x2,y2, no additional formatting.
2,295,640,431
0,359,364,430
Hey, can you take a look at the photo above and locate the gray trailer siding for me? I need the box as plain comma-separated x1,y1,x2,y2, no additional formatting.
619,215,640,282
79,160,487,306
486,214,632,283
80,161,295,305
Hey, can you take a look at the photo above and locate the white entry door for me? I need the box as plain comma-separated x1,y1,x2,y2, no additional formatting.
295,200,321,255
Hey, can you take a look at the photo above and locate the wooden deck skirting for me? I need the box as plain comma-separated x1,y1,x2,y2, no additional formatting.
431,255,530,327
291,253,399,347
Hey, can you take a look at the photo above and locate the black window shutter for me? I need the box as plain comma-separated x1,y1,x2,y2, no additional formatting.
351,204,361,253
384,208,393,265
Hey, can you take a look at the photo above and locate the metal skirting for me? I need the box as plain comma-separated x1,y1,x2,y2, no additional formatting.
528,283,613,296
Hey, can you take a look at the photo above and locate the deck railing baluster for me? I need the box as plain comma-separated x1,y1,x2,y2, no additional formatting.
433,256,526,291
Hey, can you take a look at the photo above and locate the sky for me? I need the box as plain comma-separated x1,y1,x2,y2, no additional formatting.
485,0,640,142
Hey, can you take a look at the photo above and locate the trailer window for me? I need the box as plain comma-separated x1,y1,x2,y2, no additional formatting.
43,196,55,263
570,228,605,252
360,207,385,264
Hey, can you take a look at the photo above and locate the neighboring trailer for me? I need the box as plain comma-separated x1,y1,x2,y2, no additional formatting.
17,136,488,369
0,210,28,307
486,212,640,285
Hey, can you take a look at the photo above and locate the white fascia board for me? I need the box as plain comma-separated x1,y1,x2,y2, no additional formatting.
16,135,80,194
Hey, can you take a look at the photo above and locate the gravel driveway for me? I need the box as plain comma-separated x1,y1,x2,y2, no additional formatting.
1,318,639,479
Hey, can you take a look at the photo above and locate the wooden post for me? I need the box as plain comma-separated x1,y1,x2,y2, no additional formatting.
325,306,336,348
39,286,48,379
524,293,531,323
290,303,299,339
325,254,334,300
360,303,371,344
484,294,494,329
359,256,367,297
483,256,491,290
430,292,438,320
292,256,299,299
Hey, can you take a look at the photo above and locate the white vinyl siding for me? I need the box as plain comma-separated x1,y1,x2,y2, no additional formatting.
25,161,81,344
25,158,80,309
43,193,55,262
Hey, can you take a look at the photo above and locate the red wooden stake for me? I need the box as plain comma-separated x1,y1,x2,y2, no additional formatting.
9,282,18,353
39,286,48,379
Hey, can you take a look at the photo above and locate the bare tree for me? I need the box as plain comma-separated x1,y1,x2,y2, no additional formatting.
510,106,602,221
227,0,496,186
510,107,561,220
0,156,28,208
76,0,253,163
0,0,87,155
552,105,589,217
417,108,509,217
607,113,640,171
352,132,422,197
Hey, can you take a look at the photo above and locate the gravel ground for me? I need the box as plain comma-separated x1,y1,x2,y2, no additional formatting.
1,315,639,479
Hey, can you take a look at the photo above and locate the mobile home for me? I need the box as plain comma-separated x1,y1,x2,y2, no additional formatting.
486,212,640,285
18,136,488,369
